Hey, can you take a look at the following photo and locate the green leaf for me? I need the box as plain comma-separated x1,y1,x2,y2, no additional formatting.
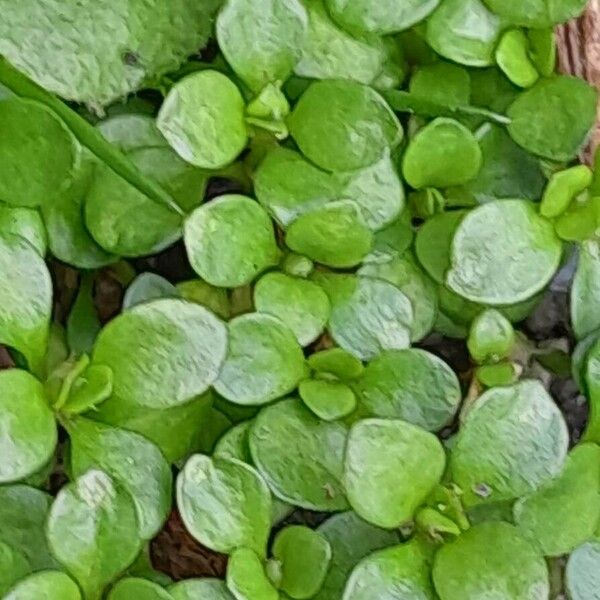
177,455,271,556
410,63,471,109
495,30,539,88
507,76,598,161
315,273,413,361
254,272,330,346
447,200,562,305
67,274,101,356
216,0,308,92
4,570,81,600
572,240,600,340
528,28,556,76
97,114,166,153
307,348,364,381
295,0,387,85
0,369,56,484
476,362,518,387
432,522,549,600
249,398,349,511
272,526,331,599
69,418,172,540
47,470,142,600
0,205,46,256
402,118,482,189
184,195,280,288
461,124,546,204
359,253,438,341
326,0,439,34
554,195,600,242
214,313,306,406
482,0,587,27
356,349,461,431
0,485,57,570
176,279,231,320
343,541,435,600
0,0,222,105
315,512,399,600
0,542,31,596
513,443,600,556
0,233,52,373
0,99,78,207
84,160,182,257
226,547,279,600
426,0,502,67
344,418,446,528
540,165,593,218
61,364,114,416
123,273,179,310
451,380,568,505
289,80,402,172
467,309,515,363
170,578,234,600
299,379,357,421
40,155,115,269
157,71,248,169
107,577,173,600
91,299,227,409
286,201,373,268
566,541,600,600
415,211,466,284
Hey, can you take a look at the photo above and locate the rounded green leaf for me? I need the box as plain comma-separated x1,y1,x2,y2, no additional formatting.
0,0,221,105
69,418,172,540
295,0,386,85
316,274,413,361
177,455,271,556
415,211,466,285
315,512,399,600
47,470,141,600
184,195,280,288
0,206,46,256
123,273,179,310
426,0,501,67
325,0,439,34
289,80,402,172
215,313,306,406
447,200,562,305
97,114,166,152
273,526,332,599
451,380,568,505
0,99,78,208
572,240,600,340
541,165,592,219
0,233,52,373
286,201,373,268
226,547,279,600
495,30,539,88
249,398,349,511
507,76,598,162
108,577,173,600
307,348,364,381
177,279,231,320
356,349,461,431
410,62,471,109
0,485,57,570
359,254,438,341
343,541,435,600
482,0,587,27
217,0,307,92
345,418,445,528
4,570,81,600
513,443,600,556
467,309,515,363
92,299,227,409
170,578,234,600
402,118,482,189
254,272,330,346
0,542,31,596
299,379,357,421
566,541,600,600
157,71,248,169
0,369,56,484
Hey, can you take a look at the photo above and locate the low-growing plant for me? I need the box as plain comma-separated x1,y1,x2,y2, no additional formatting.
0,0,599,598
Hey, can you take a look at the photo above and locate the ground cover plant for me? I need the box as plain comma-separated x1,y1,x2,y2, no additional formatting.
0,0,599,598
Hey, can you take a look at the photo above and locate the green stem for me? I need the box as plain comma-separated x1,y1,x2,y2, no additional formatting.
0,57,183,216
